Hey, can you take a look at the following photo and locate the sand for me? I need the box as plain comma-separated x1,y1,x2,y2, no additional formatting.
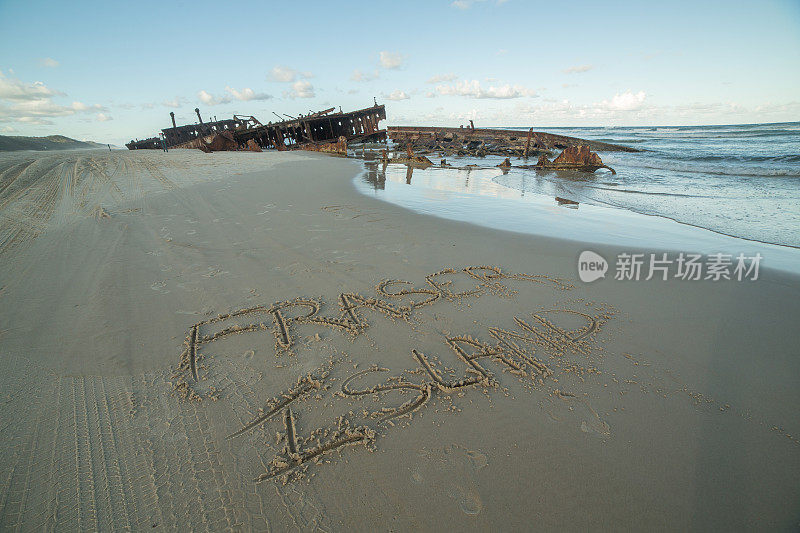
0,148,798,531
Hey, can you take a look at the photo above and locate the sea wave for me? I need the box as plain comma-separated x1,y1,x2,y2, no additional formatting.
663,153,800,164
611,160,800,178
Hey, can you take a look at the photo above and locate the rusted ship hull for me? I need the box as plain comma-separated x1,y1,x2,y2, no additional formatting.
125,137,163,150
126,107,244,150
387,125,638,155
126,104,385,153
234,104,385,150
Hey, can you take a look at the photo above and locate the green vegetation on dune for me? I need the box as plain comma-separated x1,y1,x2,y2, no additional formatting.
0,134,109,151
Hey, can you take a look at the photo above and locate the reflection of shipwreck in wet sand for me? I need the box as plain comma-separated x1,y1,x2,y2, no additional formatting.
126,103,387,154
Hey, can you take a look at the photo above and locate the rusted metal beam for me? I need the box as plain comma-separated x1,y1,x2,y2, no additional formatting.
293,136,347,155
232,103,386,149
306,107,335,118
387,125,639,153
127,102,386,151
524,127,532,158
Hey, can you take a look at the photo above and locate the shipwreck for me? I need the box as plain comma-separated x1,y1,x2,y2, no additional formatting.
126,103,386,154
125,102,631,174
386,124,638,157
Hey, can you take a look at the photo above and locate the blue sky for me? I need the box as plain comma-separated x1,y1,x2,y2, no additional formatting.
1,0,798,144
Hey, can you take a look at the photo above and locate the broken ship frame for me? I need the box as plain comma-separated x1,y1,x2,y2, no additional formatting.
126,101,635,173
126,104,387,152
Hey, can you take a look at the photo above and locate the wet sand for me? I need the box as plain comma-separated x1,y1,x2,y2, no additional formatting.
0,149,798,531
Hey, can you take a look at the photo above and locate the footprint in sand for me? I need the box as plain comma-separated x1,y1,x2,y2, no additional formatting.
450,486,483,516
412,445,487,515
409,450,428,484
455,448,487,515
556,392,611,437
581,417,611,437
465,450,488,471
202,267,228,278
151,281,169,294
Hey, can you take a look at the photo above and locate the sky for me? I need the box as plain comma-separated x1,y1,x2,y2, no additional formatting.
0,0,798,145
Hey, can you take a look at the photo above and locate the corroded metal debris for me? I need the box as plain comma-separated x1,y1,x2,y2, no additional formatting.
125,104,629,175
526,145,616,174
126,103,385,153
387,125,638,156
555,196,579,207
294,136,348,155
126,108,244,150
235,105,385,150
196,131,238,153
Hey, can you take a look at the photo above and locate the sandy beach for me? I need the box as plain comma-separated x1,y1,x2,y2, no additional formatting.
0,149,798,531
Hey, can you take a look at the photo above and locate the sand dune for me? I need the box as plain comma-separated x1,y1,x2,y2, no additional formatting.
0,149,798,531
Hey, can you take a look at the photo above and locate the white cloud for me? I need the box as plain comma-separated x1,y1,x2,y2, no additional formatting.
161,98,182,108
0,74,108,124
603,90,646,111
451,0,506,8
96,113,112,122
508,90,652,123
451,0,482,8
386,90,410,101
379,51,404,70
753,101,800,116
435,79,536,99
39,58,59,68
0,70,60,101
351,69,380,82
71,101,106,112
267,65,313,83
225,86,272,101
2,125,16,132
268,65,297,82
198,90,215,105
197,90,231,106
426,73,457,84
564,64,594,74
17,116,54,125
284,80,315,99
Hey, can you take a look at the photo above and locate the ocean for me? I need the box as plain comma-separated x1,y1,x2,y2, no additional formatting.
356,122,800,254
499,122,800,247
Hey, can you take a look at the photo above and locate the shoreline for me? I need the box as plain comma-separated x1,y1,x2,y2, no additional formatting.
0,149,798,530
352,160,800,275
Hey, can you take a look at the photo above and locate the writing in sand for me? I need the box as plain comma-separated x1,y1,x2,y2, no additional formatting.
173,266,615,483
